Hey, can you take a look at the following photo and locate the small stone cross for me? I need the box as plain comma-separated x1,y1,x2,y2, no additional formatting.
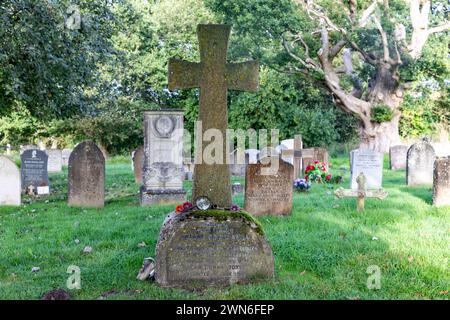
334,172,388,211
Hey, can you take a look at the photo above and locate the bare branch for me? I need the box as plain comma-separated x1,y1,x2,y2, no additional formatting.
359,0,379,27
329,39,347,60
372,15,391,62
428,22,450,35
349,41,378,65
282,33,321,71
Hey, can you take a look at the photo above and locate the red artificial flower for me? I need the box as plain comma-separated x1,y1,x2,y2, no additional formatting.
182,201,193,210
304,175,309,181
314,160,319,164
175,204,184,213
325,174,332,181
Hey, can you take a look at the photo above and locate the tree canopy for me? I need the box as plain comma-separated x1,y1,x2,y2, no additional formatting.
0,0,448,153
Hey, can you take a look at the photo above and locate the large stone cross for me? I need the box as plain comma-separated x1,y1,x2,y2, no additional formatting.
334,172,388,211
168,24,259,207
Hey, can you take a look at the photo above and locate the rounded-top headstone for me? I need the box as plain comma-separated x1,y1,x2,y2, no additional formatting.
20,149,49,194
0,155,21,206
155,210,274,289
433,156,450,207
68,141,105,208
407,141,436,186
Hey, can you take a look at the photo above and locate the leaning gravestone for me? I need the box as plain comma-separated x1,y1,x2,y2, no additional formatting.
20,149,50,195
154,24,274,289
245,156,294,216
132,145,144,184
46,149,62,172
432,156,450,207
389,145,408,170
0,156,21,206
407,141,436,186
68,141,105,208
350,149,384,190
140,110,186,205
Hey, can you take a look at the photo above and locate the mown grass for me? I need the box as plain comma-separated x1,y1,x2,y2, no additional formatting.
0,155,448,300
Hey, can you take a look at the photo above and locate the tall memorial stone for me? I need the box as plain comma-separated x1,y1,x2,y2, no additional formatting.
350,149,384,190
432,157,450,207
68,141,105,208
46,149,62,172
20,149,50,195
389,145,408,170
154,24,274,289
132,145,144,184
244,156,294,216
407,141,436,186
140,110,185,205
0,156,21,206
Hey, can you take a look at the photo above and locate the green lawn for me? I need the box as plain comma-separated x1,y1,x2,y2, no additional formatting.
0,155,448,300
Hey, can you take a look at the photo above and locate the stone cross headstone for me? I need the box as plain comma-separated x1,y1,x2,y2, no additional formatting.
244,156,294,216
68,141,105,208
20,149,49,195
168,24,259,207
280,135,303,178
335,172,388,211
140,110,186,205
407,141,436,186
0,156,21,206
62,149,72,166
132,145,144,184
432,156,450,207
350,149,384,190
389,145,408,170
154,24,274,290
46,149,62,172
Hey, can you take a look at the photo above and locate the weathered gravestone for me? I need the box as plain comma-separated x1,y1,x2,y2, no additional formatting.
68,141,105,208
244,156,294,216
302,147,329,172
21,149,50,195
389,145,408,170
132,145,144,184
46,149,62,172
433,156,450,207
350,149,384,190
168,24,259,208
0,156,21,206
229,149,248,177
407,141,436,186
140,110,186,206
62,149,72,166
154,24,274,289
245,149,260,164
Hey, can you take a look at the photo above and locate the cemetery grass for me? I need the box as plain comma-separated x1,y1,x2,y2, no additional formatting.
0,156,448,300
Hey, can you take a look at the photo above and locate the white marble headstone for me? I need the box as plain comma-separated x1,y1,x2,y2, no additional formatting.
46,149,62,172
0,156,21,206
350,149,384,190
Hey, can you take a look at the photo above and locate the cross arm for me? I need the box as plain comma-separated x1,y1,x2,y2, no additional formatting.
168,59,201,90
226,60,259,92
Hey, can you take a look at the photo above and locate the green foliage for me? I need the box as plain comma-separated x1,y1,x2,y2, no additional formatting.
371,104,394,123
227,67,357,147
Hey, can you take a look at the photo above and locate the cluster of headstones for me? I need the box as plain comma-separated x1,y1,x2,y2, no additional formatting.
389,139,449,207
0,141,105,207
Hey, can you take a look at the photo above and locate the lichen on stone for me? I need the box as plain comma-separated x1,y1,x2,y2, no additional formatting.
187,209,265,235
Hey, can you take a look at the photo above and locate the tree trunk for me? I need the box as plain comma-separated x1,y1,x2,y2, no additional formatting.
358,112,401,153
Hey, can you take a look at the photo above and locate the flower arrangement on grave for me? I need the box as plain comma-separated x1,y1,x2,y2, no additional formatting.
304,160,342,184
293,178,311,192
175,201,194,213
